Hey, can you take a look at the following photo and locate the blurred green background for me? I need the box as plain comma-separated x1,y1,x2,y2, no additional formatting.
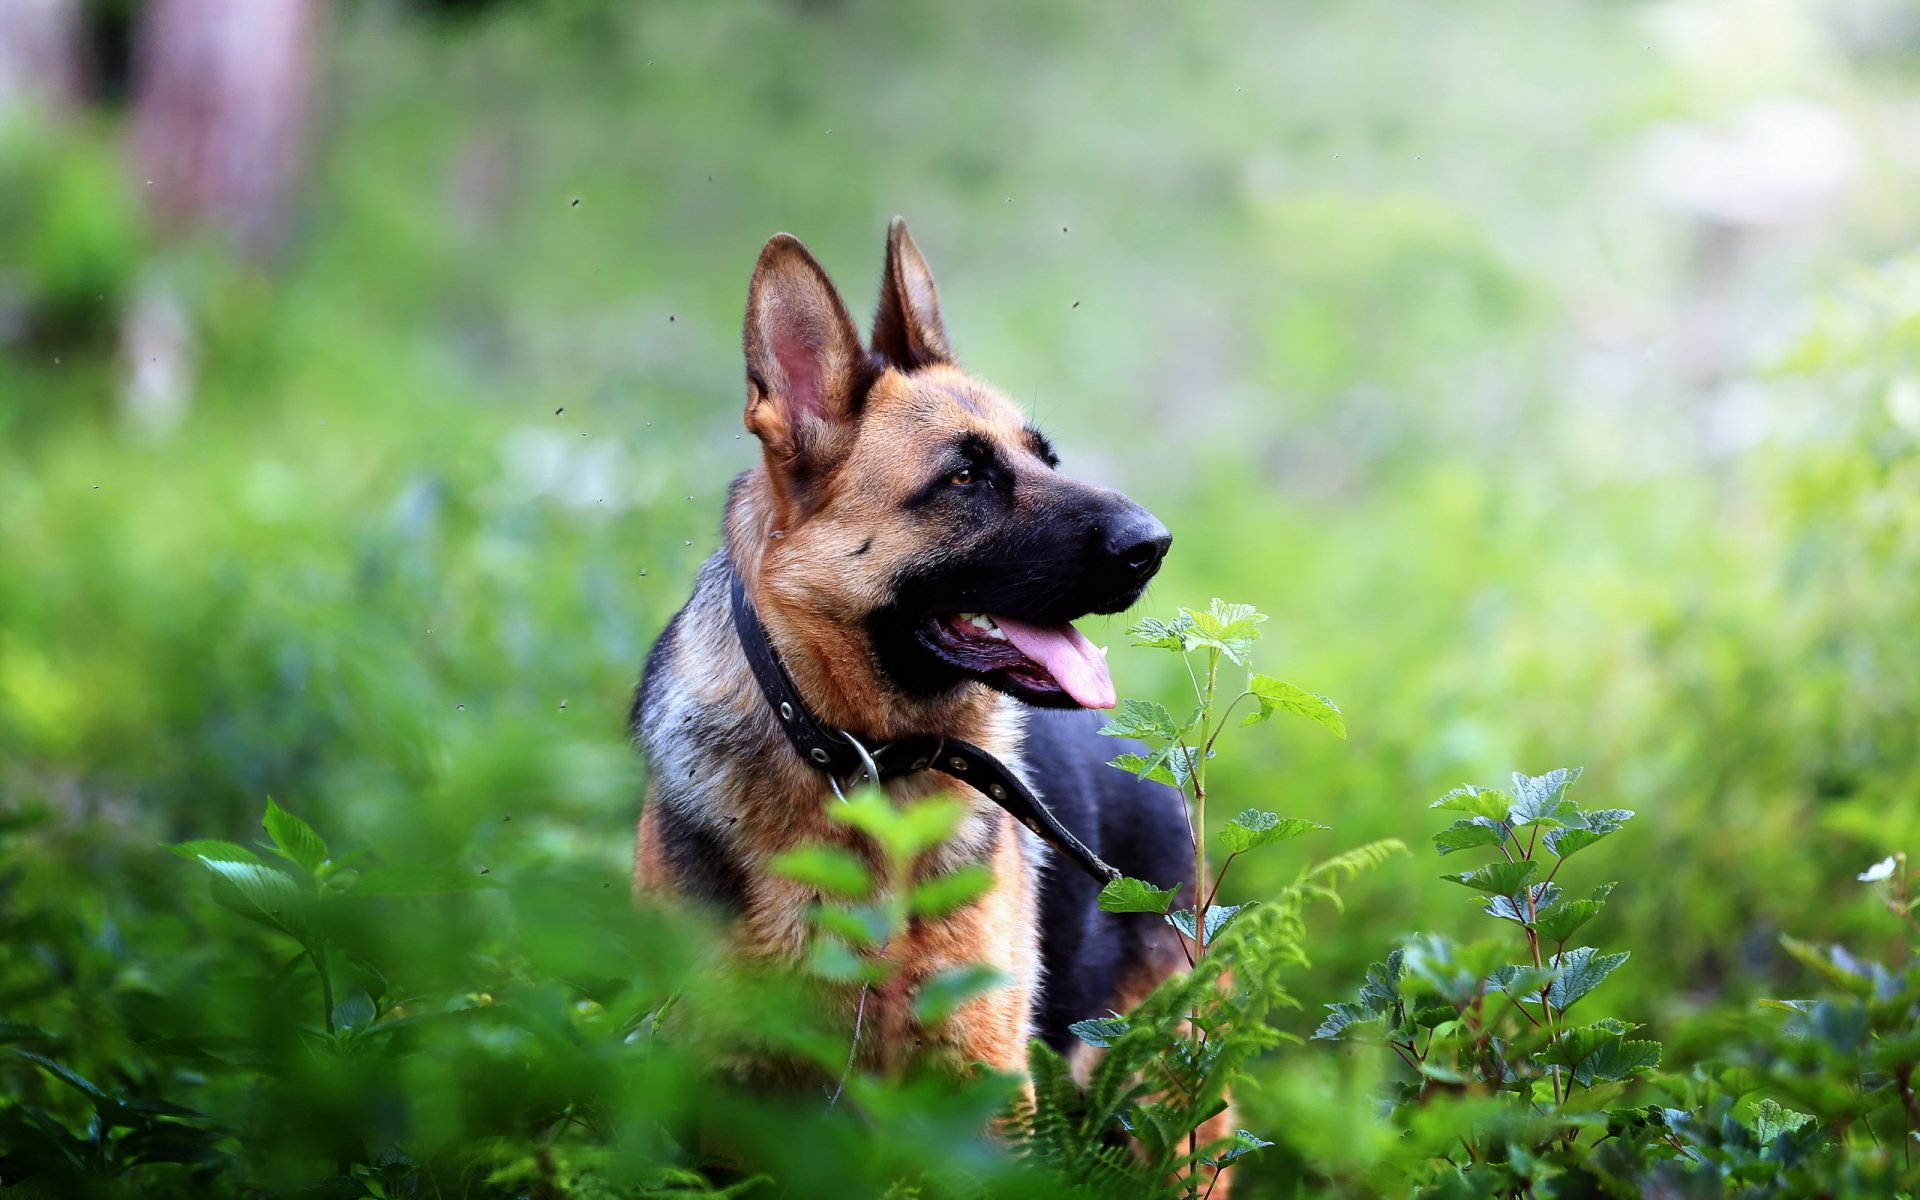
4,0,1920,1194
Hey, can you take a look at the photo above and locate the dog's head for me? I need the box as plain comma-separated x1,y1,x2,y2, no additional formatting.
734,219,1169,713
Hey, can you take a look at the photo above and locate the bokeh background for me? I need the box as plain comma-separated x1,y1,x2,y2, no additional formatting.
4,0,1920,1194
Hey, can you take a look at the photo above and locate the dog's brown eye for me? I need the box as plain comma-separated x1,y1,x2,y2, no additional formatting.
949,467,975,486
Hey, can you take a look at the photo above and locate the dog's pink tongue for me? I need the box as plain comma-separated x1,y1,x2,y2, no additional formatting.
991,616,1116,710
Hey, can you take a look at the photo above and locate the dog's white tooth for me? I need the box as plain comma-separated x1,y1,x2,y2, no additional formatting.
985,627,1007,641
968,614,997,632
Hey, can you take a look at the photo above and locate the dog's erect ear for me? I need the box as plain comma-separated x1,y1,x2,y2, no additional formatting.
870,216,952,370
743,234,871,457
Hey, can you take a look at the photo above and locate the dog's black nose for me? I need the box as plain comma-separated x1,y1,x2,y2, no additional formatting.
1107,511,1172,579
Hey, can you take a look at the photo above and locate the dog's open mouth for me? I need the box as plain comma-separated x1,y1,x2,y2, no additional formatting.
919,613,1116,710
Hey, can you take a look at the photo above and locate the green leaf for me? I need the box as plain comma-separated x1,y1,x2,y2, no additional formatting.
0,1022,50,1045
263,797,329,874
164,840,263,866
1069,1013,1130,1048
1097,876,1180,914
1098,699,1180,742
1109,745,1201,789
1206,1129,1274,1167
1219,810,1328,854
909,864,993,918
1429,786,1512,822
1440,859,1537,895
331,992,376,1034
1433,818,1509,856
1546,946,1629,1013
1315,952,1404,1040
200,858,311,937
1166,902,1258,944
1180,599,1267,664
1483,882,1561,926
1243,675,1346,738
1127,614,1195,651
912,965,1009,1026
809,903,894,950
1536,883,1615,944
18,1052,105,1100
1748,1098,1816,1145
1508,767,1584,827
831,792,964,862
1487,964,1557,1002
1539,1021,1660,1086
769,846,873,899
1544,809,1633,859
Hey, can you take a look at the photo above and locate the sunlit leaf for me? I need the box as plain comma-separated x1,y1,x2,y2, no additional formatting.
1243,675,1346,738
1219,810,1327,854
263,797,328,874
1440,859,1537,895
1097,876,1180,914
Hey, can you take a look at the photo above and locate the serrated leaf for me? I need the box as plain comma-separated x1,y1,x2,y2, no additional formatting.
1219,810,1327,854
912,965,1009,1026
1429,786,1513,821
1069,1014,1130,1048
1484,883,1562,926
1206,1129,1274,1167
1546,946,1629,1013
1487,964,1558,1001
165,840,263,866
1166,901,1257,944
263,797,328,874
1748,1098,1816,1144
1181,599,1267,664
1109,745,1200,789
1539,1022,1659,1086
1544,809,1633,858
1098,699,1180,741
1097,876,1180,914
1127,614,1195,651
769,846,872,899
1313,1002,1383,1040
1508,767,1584,827
908,864,992,918
1244,675,1346,738
1537,883,1615,945
1433,817,1509,856
1440,859,1538,895
201,858,311,937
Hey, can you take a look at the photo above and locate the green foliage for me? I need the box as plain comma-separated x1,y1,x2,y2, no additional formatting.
1312,779,1920,1197
1017,597,1399,1196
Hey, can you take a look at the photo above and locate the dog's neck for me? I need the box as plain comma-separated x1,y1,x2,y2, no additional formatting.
720,466,1005,747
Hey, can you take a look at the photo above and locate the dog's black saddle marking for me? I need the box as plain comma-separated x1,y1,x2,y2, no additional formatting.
727,566,1121,885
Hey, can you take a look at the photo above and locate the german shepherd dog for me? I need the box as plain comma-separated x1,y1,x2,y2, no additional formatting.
631,220,1195,1098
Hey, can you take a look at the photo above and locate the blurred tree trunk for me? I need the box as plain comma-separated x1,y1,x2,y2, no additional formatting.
130,0,320,260
0,0,82,122
122,0,322,432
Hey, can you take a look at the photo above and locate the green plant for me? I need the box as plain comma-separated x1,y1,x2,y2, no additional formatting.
1014,599,1401,1196
1316,768,1661,1196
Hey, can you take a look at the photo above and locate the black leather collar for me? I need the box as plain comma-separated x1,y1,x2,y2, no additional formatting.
727,567,1120,884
